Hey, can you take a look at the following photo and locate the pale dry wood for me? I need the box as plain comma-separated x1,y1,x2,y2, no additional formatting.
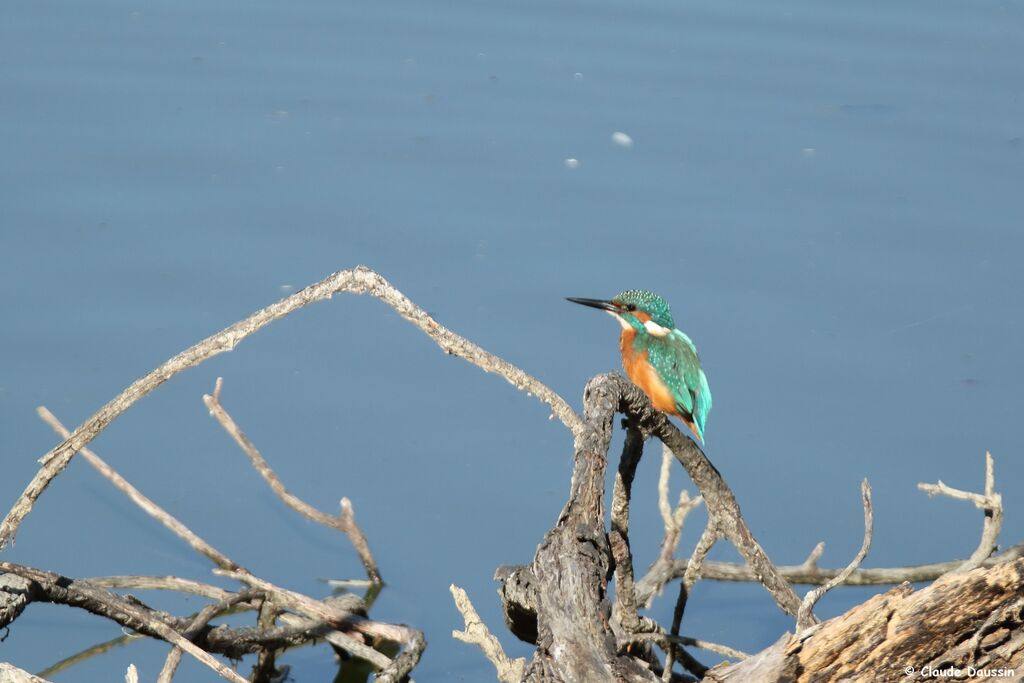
636,446,702,609
496,373,802,682
606,374,802,618
203,379,381,583
157,590,258,683
620,633,749,661
518,375,662,683
1,561,379,662
87,576,233,601
706,558,1024,682
125,664,139,683
796,480,873,630
0,563,247,683
652,542,1024,588
799,542,826,572
0,663,54,683
36,407,239,571
214,569,402,672
918,451,1003,573
450,584,526,683
2,266,582,550
33,408,399,673
665,525,719,679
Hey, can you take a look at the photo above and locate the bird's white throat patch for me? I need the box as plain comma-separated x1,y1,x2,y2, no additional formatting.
608,311,632,331
643,320,671,337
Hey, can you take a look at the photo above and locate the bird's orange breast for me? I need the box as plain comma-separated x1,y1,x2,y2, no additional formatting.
620,329,678,415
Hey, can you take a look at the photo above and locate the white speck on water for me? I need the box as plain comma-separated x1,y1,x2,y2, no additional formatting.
280,284,294,292
564,158,580,169
801,147,817,158
611,131,633,148
573,72,584,81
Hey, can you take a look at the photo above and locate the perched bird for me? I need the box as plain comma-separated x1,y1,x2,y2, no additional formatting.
567,290,712,443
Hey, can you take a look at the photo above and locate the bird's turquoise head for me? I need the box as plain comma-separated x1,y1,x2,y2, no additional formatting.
566,289,676,335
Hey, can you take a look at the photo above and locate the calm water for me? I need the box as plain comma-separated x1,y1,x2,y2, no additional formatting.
2,0,1022,680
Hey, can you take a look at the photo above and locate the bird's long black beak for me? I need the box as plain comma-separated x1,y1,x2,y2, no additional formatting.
566,297,622,313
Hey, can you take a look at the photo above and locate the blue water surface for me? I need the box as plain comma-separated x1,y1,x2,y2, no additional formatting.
2,0,1022,680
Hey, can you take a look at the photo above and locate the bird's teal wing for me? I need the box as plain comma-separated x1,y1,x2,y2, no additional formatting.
655,330,712,438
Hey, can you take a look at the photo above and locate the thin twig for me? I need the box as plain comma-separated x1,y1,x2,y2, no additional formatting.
656,542,1024,587
799,542,826,572
35,407,239,571
1,563,248,683
797,479,873,631
203,380,381,583
918,451,1003,573
664,524,718,680
157,590,259,683
620,632,749,661
34,408,395,672
2,561,346,659
2,266,582,550
87,576,234,601
252,597,282,683
215,569,408,671
608,374,802,618
450,584,526,683
639,444,703,608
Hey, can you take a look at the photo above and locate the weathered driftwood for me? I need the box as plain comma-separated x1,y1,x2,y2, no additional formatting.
3,266,1018,682
494,373,804,682
491,372,1019,682
706,558,1024,682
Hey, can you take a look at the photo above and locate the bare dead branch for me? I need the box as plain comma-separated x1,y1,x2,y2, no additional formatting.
2,266,581,550
32,408,396,672
799,542,826,572
157,590,259,683
664,524,719,680
637,445,704,608
797,480,873,630
653,542,1024,589
708,558,1024,682
36,407,239,571
214,569,414,672
450,584,526,683
0,563,248,683
252,597,282,683
918,451,1003,573
87,576,233,601
1,561,378,662
605,374,802,618
610,422,645,633
620,632,749,661
203,379,381,583
0,663,53,683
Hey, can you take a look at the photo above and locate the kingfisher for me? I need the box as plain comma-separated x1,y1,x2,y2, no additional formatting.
567,290,712,443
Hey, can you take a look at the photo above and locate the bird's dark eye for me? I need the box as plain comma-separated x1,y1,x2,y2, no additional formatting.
626,304,637,312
